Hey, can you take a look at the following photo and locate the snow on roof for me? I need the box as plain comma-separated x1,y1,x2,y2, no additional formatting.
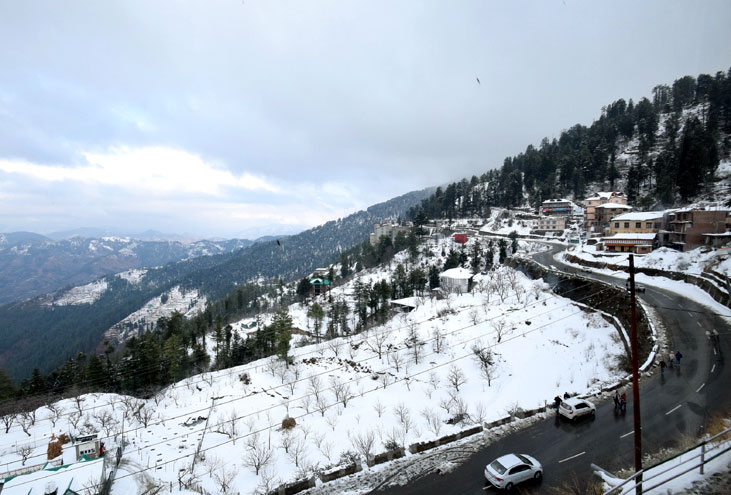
603,233,657,241
611,211,665,221
595,203,633,210
2,457,105,494
439,267,473,279
391,297,420,308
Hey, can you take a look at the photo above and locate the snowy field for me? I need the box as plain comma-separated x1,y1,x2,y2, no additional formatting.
0,239,632,495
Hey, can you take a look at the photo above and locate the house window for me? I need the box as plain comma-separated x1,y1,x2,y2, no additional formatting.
624,222,629,228
654,222,661,229
614,222,619,228
635,222,641,228
646,222,652,228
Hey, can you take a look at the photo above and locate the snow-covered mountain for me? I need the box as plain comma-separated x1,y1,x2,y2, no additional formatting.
0,234,253,304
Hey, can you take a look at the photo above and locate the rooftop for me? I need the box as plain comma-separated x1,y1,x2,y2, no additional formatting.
439,267,473,279
611,211,665,221
595,203,632,210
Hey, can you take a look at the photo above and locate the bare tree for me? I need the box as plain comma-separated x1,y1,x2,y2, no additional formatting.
279,429,294,453
406,325,424,364
379,373,391,390
428,371,441,391
447,365,467,392
431,328,446,354
243,433,274,475
136,404,156,428
349,430,376,463
330,376,354,408
288,436,308,467
307,375,323,402
315,394,329,417
68,411,82,430
319,440,334,461
254,466,279,495
373,399,386,418
421,408,442,437
472,342,497,386
93,410,119,436
16,443,32,465
72,395,85,416
327,339,344,357
365,332,389,360
392,403,413,434
471,402,487,425
299,395,312,414
2,411,17,433
325,414,338,431
45,403,64,428
275,360,290,384
18,412,33,436
469,309,480,325
389,351,405,373
213,465,238,494
204,454,224,477
490,318,507,343
265,358,279,378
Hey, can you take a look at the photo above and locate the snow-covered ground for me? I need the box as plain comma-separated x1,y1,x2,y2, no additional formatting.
0,238,630,495
50,279,109,306
104,286,207,343
563,243,731,277
117,268,148,284
598,437,731,494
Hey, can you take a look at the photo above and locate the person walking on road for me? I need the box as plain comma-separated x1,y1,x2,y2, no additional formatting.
554,395,562,412
668,352,675,368
675,350,683,367
659,359,666,375
613,391,620,411
620,392,627,412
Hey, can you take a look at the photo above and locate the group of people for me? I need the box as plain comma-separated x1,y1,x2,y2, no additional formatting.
658,350,683,375
613,390,627,412
553,391,571,410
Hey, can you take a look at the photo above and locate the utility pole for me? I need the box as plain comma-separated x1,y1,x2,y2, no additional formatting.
629,254,643,494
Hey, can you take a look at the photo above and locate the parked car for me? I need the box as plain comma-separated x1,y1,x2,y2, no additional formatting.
559,397,596,421
484,453,542,490
625,279,646,292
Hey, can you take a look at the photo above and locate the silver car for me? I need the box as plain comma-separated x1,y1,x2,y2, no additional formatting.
484,453,542,490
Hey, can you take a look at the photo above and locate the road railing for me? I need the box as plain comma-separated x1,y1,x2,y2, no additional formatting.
600,426,731,494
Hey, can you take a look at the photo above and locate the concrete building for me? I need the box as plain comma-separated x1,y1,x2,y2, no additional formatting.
540,198,573,216
664,208,730,251
369,223,410,246
536,216,566,233
594,203,633,236
609,211,664,235
585,191,627,233
602,233,657,254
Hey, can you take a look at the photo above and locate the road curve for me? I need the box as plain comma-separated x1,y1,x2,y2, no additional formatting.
375,245,729,494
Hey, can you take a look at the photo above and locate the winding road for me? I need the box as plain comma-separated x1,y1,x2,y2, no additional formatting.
375,244,729,494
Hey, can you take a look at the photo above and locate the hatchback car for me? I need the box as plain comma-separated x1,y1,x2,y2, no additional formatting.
559,397,596,421
484,453,542,490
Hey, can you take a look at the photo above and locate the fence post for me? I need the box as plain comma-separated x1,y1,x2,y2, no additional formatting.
700,443,705,475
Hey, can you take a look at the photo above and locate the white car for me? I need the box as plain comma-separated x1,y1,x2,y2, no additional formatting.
559,397,596,421
484,453,542,490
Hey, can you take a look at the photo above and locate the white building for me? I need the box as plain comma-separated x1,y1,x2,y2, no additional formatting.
439,267,473,294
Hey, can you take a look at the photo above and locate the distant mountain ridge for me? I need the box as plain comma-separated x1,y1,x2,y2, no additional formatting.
0,234,254,304
0,187,434,380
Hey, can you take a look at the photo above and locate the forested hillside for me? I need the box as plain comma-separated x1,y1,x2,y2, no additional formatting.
0,188,433,381
0,234,253,304
410,68,731,220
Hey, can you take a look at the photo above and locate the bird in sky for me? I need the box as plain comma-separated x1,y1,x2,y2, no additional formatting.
476,77,481,84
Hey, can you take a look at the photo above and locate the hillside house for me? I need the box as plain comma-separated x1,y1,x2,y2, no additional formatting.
594,203,633,236
664,208,731,251
73,434,102,461
1,456,106,495
609,211,664,235
540,198,573,216
453,232,468,244
536,215,566,233
369,223,410,246
308,277,331,296
585,191,627,233
601,233,657,254
439,268,473,294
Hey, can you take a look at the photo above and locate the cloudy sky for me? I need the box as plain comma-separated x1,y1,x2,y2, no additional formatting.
1,1,729,239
